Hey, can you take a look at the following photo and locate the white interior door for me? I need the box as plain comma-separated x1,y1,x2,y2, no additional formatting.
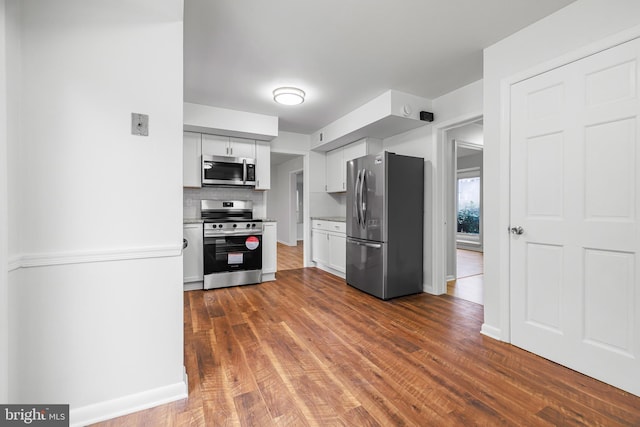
510,37,640,396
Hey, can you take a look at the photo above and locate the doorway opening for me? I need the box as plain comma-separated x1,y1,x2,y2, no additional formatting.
445,120,484,304
278,169,304,271
267,152,306,271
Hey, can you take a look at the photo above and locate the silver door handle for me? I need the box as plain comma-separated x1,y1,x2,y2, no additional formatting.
510,226,524,235
349,239,382,249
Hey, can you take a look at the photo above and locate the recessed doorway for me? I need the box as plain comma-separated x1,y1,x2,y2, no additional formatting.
444,120,484,304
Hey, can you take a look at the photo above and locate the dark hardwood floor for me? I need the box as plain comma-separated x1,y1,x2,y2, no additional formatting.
93,268,640,426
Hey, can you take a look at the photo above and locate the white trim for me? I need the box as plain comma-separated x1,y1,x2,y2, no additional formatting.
497,24,640,344
7,244,182,270
313,263,345,279
480,323,502,341
70,369,188,427
432,111,484,296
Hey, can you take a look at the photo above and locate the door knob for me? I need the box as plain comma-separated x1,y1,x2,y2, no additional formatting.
510,226,524,235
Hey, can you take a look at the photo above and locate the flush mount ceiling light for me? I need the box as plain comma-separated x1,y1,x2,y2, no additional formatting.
273,87,305,105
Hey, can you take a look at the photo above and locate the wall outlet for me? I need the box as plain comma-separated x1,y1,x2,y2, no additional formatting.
131,113,149,136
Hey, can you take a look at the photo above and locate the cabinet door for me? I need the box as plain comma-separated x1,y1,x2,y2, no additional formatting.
183,132,202,188
328,233,346,273
202,134,230,156
229,137,256,158
255,140,271,190
312,229,329,265
325,148,344,192
183,224,203,283
262,222,277,274
343,141,367,164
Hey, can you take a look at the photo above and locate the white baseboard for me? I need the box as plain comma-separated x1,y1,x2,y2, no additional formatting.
184,281,203,291
480,323,502,341
70,370,188,427
314,263,345,279
262,272,276,282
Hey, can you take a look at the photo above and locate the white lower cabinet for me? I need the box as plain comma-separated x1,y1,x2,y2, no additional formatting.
312,220,346,276
262,222,277,281
183,223,203,291
328,233,346,272
311,229,330,266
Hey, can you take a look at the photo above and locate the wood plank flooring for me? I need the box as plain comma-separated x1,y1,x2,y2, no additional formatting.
277,241,304,271
448,249,484,305
93,268,640,426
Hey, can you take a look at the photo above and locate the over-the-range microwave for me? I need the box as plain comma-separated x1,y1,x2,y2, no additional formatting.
201,154,256,187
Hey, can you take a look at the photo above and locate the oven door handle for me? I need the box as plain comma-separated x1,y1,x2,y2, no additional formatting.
204,231,263,238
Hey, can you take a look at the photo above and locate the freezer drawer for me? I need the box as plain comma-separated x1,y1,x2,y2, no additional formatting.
346,238,387,299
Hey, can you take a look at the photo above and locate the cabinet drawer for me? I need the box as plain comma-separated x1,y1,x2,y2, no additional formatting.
312,220,346,234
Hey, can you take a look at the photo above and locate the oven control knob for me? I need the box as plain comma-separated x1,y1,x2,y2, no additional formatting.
233,224,237,228
218,224,223,228
246,224,251,228
251,224,256,228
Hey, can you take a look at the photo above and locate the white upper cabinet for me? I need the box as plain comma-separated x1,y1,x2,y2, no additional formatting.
255,140,270,190
325,138,382,193
201,134,229,156
229,137,256,158
201,134,256,158
183,131,202,188
325,148,345,192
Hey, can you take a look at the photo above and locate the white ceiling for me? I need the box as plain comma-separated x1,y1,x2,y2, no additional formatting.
184,0,576,135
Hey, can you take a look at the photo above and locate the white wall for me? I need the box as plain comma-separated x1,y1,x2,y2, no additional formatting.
384,79,483,293
483,0,640,339
6,1,186,424
0,0,9,403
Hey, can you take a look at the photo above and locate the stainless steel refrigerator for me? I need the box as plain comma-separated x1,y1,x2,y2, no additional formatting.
346,151,424,300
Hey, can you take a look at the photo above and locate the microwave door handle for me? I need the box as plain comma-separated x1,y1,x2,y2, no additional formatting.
242,158,247,184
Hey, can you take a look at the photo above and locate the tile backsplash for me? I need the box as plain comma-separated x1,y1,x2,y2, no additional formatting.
183,187,266,219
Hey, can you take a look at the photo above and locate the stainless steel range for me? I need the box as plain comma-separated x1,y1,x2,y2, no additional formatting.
201,200,263,289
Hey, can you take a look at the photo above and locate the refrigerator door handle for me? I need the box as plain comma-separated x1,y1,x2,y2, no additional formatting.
347,238,381,249
361,170,368,226
355,169,362,226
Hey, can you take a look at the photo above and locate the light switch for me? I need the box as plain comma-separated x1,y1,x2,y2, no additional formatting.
131,113,149,136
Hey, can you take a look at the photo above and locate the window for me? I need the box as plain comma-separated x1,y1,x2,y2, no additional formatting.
457,168,481,244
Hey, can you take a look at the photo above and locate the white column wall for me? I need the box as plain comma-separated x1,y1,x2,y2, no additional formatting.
6,1,186,425
483,0,640,339
384,79,483,293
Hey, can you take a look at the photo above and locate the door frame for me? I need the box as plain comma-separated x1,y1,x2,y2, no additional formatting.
496,24,640,343
432,112,483,295
270,148,311,267
288,168,303,245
